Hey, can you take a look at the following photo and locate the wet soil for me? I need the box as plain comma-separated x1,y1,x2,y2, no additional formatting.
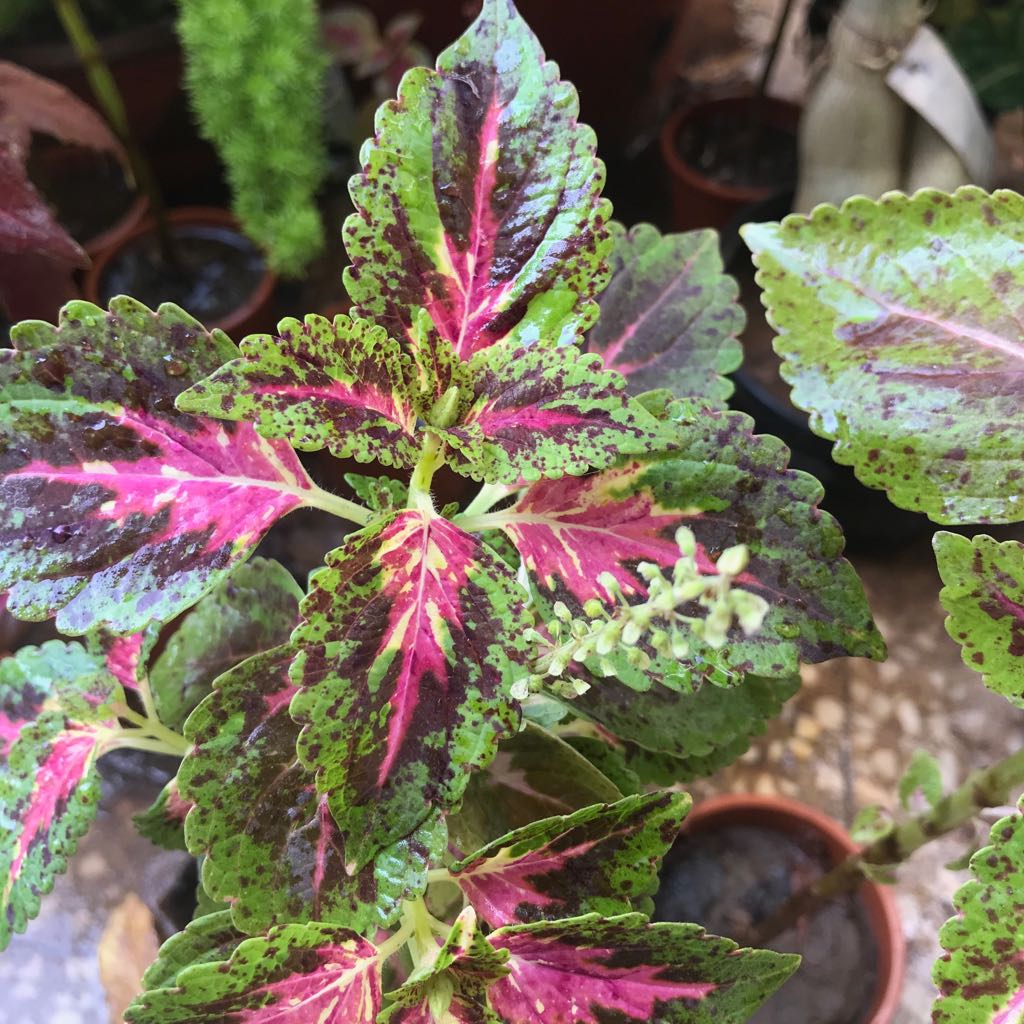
676,110,798,191
656,823,878,1024
28,145,136,249
99,224,265,324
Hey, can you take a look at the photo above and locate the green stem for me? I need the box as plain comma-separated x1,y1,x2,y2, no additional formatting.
426,867,452,886
51,0,174,260
375,920,414,963
404,897,441,969
407,433,444,514
112,703,191,757
304,485,373,526
451,510,509,533
750,745,1024,946
460,482,516,519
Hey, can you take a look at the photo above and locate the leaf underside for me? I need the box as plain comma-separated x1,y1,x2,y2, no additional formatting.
743,187,1024,525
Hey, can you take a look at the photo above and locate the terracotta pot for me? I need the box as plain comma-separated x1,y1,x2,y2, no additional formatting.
0,22,181,144
83,207,277,338
680,794,905,1023
660,95,801,232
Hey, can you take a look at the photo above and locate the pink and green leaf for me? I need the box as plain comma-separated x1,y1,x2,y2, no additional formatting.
150,557,302,731
438,342,668,484
742,187,1024,525
933,795,1024,1023
449,722,623,855
179,644,445,935
569,674,801,785
487,913,799,1023
291,510,530,869
586,223,744,407
177,313,423,468
451,791,689,927
0,640,119,948
488,408,883,689
0,298,316,635
124,923,382,1024
382,908,508,1024
139,910,244,992
935,532,1024,706
133,776,192,853
344,0,611,359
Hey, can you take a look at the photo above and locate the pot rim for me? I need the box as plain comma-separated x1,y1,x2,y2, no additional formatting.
680,793,905,1024
82,206,276,338
659,94,802,205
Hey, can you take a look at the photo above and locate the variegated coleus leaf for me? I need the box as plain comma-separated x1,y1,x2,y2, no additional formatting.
743,187,1024,525
124,922,382,1024
585,223,744,408
344,0,611,359
139,910,244,992
437,341,668,484
180,644,445,935
344,472,409,514
150,557,302,731
0,298,317,635
569,674,801,785
449,722,623,855
133,776,191,852
933,795,1024,1023
291,509,530,869
1,640,121,949
450,791,689,927
935,532,1024,707
486,913,799,1023
381,908,508,1024
482,407,883,689
176,314,423,469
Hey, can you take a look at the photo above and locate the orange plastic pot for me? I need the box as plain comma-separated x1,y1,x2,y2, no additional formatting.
681,794,905,1024
83,207,277,338
660,95,801,232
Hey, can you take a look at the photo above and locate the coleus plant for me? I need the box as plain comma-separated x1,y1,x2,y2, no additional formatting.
0,2,888,1021
743,186,1024,1021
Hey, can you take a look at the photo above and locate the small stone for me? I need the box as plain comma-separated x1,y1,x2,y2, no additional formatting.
870,748,898,779
896,700,922,736
789,737,814,761
754,774,777,796
795,716,821,742
816,763,843,795
815,696,843,731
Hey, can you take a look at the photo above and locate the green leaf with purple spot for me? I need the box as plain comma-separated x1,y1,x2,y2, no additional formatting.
742,187,1024,525
486,913,799,1023
568,674,800,785
292,509,530,869
179,643,445,935
381,908,508,1024
451,791,689,927
438,341,668,484
344,0,611,359
585,223,744,407
344,472,409,514
487,408,883,689
124,922,382,1024
933,795,1024,1023
1,640,119,949
449,722,623,855
0,298,317,634
134,776,191,852
177,313,423,468
935,532,1024,706
139,910,244,992
150,557,302,731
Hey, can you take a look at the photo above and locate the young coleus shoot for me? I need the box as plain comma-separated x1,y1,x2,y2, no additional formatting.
0,2,884,1021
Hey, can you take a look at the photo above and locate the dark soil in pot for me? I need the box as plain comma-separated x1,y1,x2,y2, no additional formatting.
94,218,267,328
27,144,141,256
675,108,798,193
656,822,877,1024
